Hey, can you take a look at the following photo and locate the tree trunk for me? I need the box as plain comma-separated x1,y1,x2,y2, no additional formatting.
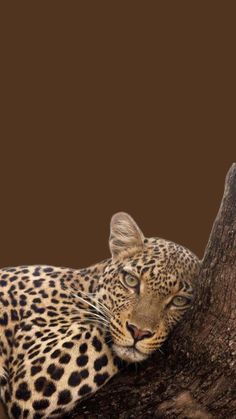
73,163,236,419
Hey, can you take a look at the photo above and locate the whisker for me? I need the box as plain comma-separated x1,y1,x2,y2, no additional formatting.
71,307,110,324
83,319,109,329
79,312,110,325
71,293,106,317
77,289,112,317
104,338,113,345
84,311,110,326
83,319,108,327
62,284,113,320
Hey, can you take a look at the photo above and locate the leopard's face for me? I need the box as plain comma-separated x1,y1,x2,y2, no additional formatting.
96,213,200,363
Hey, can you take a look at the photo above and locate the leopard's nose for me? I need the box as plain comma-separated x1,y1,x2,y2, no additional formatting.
126,321,154,342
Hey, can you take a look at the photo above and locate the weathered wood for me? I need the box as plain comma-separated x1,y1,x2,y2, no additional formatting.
72,163,236,419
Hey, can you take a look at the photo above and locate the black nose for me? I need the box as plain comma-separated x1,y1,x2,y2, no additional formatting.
126,321,154,342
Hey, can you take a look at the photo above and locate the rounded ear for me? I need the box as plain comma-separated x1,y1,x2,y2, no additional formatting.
109,212,144,259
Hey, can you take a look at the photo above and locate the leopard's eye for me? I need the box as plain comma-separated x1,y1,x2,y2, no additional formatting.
124,274,139,288
171,296,190,307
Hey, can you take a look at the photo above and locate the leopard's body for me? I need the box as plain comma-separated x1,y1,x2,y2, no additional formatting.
0,213,200,418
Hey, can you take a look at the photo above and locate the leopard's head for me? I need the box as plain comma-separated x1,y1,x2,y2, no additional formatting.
97,212,200,363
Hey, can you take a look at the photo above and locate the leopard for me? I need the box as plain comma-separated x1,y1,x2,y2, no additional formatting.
0,212,200,418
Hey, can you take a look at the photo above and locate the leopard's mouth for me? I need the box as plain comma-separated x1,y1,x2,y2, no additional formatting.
112,343,148,363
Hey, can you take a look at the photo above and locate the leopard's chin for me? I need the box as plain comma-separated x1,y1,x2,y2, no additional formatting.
112,344,148,363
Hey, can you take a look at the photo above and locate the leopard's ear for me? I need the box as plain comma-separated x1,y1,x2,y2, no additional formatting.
109,212,144,259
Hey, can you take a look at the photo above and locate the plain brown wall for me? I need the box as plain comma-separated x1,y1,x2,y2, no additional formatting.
1,2,235,269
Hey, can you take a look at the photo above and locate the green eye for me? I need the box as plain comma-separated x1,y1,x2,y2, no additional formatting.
172,296,190,307
124,274,139,288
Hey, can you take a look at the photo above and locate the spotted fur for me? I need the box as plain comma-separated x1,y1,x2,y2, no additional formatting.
0,212,199,418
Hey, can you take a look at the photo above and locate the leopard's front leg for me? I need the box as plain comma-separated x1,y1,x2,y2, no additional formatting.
7,326,119,419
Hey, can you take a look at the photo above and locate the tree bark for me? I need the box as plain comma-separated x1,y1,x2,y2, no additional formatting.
72,163,236,419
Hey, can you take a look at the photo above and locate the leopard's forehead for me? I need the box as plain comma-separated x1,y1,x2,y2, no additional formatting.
111,237,199,288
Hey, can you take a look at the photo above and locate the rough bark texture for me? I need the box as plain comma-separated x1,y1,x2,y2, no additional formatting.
72,164,236,419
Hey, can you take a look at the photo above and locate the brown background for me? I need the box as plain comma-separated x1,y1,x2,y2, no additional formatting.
1,2,235,269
